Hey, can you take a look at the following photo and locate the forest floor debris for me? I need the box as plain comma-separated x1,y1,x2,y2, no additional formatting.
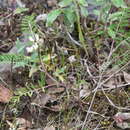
0,0,130,129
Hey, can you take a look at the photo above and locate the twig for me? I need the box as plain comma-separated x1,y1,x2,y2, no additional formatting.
66,31,82,47
39,65,59,86
81,61,106,129
93,60,130,93
102,87,130,110
0,77,8,87
93,83,130,92
84,60,97,84
87,73,123,79
82,61,130,129
85,110,107,118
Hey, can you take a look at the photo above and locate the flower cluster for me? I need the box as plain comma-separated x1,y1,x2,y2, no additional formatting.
26,34,41,53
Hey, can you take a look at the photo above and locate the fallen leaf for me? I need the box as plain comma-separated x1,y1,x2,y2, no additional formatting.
7,120,15,129
123,71,130,83
103,77,116,88
114,112,130,122
47,0,57,7
114,112,130,129
31,91,62,111
7,118,31,130
79,81,91,98
79,85,91,98
31,93,51,107
16,117,31,130
44,125,55,130
116,122,130,129
46,76,57,85
47,86,65,94
0,85,13,103
103,67,123,88
50,104,62,112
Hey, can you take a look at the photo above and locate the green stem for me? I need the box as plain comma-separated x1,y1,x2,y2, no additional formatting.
73,0,88,56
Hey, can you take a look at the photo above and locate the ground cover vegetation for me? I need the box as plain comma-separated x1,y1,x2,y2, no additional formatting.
0,0,130,129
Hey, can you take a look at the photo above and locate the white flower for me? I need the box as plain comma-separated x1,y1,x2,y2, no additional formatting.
68,55,76,63
36,14,47,22
26,34,44,53
26,46,34,53
26,44,38,53
29,34,39,42
32,44,38,50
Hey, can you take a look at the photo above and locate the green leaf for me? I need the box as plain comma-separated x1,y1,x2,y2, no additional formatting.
89,0,104,5
108,27,116,39
80,6,88,17
54,66,66,74
111,0,126,8
15,39,28,54
63,8,76,24
108,11,124,21
42,54,57,62
53,66,66,82
62,7,76,32
78,0,88,6
58,0,73,7
14,7,29,15
46,9,62,26
13,61,28,68
29,65,39,77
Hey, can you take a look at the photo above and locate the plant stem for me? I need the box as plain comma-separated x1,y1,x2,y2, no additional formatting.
73,0,88,57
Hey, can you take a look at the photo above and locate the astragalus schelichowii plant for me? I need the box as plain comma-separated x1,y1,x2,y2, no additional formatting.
25,34,41,53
